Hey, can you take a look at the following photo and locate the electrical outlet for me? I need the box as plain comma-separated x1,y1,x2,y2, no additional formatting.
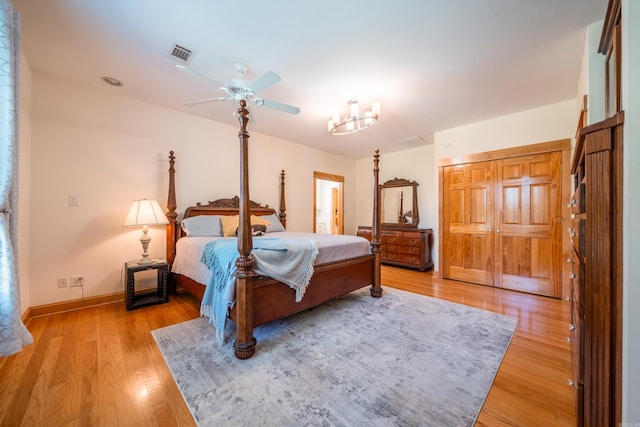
57,277,69,288
70,275,84,287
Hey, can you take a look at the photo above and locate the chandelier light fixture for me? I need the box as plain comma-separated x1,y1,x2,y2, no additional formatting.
328,100,381,135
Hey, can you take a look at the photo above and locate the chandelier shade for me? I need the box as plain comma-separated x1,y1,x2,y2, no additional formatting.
328,100,380,135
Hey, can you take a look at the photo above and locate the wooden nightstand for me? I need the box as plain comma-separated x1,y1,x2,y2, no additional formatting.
125,260,169,310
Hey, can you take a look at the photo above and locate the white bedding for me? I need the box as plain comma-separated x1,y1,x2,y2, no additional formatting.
171,231,372,285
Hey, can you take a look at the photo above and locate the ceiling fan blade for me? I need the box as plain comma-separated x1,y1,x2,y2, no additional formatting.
175,64,224,88
260,98,301,115
184,96,228,106
246,71,281,94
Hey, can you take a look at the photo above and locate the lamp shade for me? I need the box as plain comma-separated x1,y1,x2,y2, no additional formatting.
123,199,169,226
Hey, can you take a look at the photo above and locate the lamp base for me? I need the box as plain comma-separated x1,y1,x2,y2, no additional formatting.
137,226,154,265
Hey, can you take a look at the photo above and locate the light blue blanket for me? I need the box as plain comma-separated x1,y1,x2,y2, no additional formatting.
200,237,319,343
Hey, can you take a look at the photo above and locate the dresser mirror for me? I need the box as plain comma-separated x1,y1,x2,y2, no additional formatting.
380,178,419,227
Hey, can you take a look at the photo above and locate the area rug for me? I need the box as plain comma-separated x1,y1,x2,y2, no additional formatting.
152,287,518,426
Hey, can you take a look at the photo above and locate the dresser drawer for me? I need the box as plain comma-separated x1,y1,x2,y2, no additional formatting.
384,252,420,265
568,218,585,258
387,245,420,255
385,236,421,247
570,247,584,314
569,184,585,215
569,313,584,384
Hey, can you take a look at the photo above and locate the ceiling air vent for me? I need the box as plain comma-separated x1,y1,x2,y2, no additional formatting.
169,43,194,64
400,136,430,147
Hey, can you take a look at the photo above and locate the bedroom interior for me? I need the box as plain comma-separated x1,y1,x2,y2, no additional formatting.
1,0,639,425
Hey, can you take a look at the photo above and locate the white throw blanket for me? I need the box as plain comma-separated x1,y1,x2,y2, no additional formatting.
199,237,319,343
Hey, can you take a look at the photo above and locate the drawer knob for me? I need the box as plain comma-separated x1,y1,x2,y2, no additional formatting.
569,273,576,279
566,337,573,343
567,257,574,264
566,296,572,301
568,228,576,237
569,324,576,331
568,199,577,207
568,379,576,387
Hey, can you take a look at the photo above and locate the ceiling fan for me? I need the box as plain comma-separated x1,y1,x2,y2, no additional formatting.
177,62,300,115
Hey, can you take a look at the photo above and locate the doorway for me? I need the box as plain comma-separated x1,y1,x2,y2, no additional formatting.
313,172,344,234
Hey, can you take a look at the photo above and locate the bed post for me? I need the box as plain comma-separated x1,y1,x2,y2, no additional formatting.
234,100,257,359
370,149,383,297
166,151,178,267
279,170,287,229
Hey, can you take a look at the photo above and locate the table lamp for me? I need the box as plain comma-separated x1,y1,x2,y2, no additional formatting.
124,199,169,264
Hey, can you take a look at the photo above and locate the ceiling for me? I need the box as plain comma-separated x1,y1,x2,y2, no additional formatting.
13,0,606,159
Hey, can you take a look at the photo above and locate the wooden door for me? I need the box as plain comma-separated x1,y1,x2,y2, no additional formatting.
443,162,495,285
494,152,562,297
442,150,563,298
331,188,341,234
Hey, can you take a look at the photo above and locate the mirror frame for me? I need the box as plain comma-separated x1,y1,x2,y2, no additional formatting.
380,177,419,228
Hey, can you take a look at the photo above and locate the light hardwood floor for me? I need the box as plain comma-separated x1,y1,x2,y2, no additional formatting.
0,266,574,426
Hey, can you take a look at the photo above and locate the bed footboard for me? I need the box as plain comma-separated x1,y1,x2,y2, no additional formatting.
165,101,381,360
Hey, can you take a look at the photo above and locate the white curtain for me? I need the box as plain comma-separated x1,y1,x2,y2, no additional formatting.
0,0,32,357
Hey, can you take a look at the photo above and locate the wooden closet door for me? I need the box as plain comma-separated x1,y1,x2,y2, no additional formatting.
494,152,562,297
443,162,495,285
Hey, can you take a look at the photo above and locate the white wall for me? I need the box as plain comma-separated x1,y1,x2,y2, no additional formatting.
354,144,436,235
622,0,640,421
27,73,356,306
434,100,577,160
18,51,32,314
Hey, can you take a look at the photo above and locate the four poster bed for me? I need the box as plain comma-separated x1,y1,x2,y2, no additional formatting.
165,100,382,359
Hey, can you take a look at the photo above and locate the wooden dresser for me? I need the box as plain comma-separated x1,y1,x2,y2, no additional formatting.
357,226,433,271
569,112,624,426
566,2,624,424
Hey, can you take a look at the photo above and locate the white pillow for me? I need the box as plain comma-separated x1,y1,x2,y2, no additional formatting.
260,213,285,232
181,215,223,237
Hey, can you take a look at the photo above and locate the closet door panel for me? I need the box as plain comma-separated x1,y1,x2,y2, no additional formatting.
443,162,494,285
501,236,556,295
495,153,562,297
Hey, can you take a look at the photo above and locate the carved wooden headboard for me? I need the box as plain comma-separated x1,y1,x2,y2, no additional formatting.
183,196,276,220
165,151,287,266
178,196,279,238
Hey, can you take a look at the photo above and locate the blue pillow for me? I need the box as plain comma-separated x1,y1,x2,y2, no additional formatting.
181,215,223,237
260,214,285,232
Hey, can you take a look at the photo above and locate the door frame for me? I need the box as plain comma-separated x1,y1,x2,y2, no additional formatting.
313,171,344,234
438,139,572,297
